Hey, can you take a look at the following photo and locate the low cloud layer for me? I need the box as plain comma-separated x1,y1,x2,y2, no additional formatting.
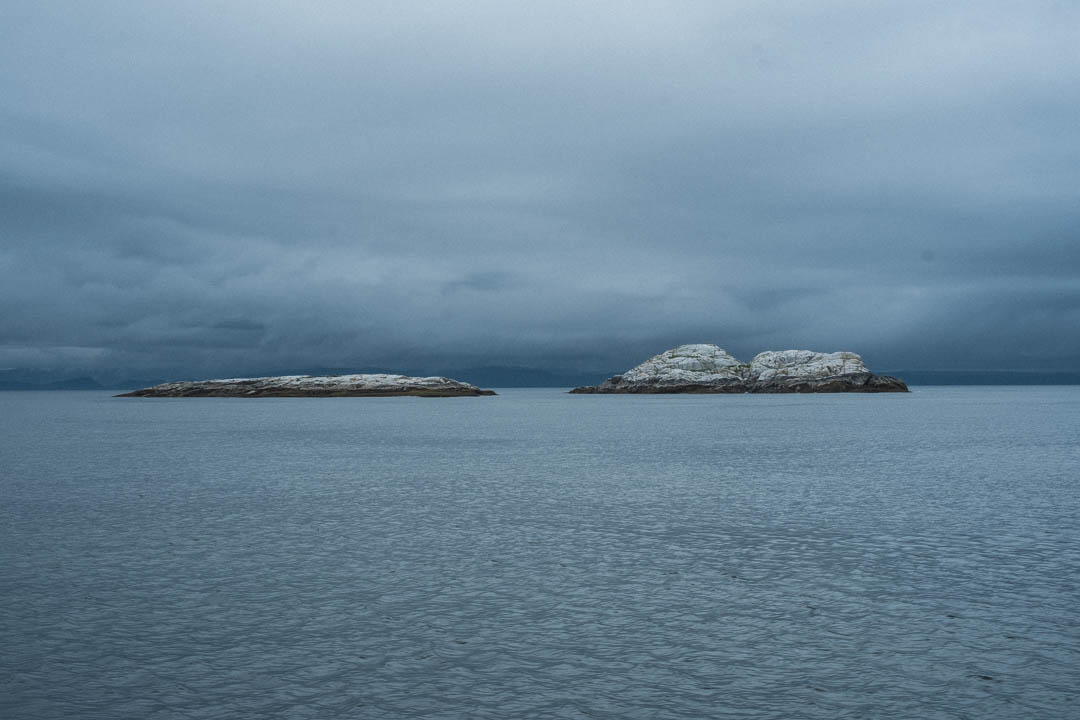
2,1,1078,380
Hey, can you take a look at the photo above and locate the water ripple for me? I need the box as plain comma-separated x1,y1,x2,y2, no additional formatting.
2,387,1078,718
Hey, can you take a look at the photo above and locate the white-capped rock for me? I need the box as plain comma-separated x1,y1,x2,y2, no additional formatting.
621,344,748,385
571,344,747,393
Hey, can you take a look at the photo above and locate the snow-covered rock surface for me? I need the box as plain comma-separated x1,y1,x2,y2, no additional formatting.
118,373,496,397
570,344,907,393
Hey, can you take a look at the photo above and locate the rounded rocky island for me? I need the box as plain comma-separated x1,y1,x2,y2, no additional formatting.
570,344,908,394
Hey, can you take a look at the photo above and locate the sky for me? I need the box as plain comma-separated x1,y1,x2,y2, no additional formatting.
2,1,1078,381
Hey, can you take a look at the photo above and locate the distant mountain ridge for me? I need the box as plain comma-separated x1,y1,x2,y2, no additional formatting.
880,370,1080,386
0,369,103,390
3,366,1080,390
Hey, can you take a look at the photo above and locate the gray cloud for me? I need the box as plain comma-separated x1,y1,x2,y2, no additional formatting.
1,1,1078,381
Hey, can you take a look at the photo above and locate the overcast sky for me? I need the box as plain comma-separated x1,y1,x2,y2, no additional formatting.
2,1,1078,379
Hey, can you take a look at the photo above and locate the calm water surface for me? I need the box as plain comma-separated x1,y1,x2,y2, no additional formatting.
1,387,1078,718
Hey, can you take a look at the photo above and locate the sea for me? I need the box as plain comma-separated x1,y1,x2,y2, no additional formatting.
1,387,1078,719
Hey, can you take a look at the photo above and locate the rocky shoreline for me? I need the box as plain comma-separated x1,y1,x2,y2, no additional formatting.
570,345,908,394
117,374,497,398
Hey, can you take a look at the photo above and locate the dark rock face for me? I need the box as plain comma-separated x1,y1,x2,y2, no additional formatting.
571,345,908,394
744,372,909,394
117,374,497,398
569,377,748,394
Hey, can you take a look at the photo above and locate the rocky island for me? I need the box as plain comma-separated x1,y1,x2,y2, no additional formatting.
117,373,497,398
570,344,908,394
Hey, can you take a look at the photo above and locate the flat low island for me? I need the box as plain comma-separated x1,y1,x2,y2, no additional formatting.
571,344,908,393
117,374,497,398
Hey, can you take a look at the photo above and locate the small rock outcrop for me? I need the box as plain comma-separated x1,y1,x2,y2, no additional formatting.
570,344,908,393
117,374,497,398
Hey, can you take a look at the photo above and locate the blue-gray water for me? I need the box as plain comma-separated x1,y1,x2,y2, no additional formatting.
2,387,1078,719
